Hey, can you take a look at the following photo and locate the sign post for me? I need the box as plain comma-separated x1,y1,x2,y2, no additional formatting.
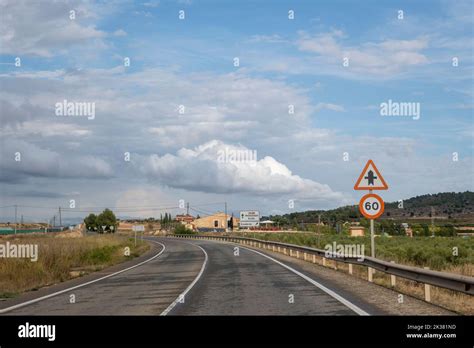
354,160,388,259
132,225,145,246
239,211,260,229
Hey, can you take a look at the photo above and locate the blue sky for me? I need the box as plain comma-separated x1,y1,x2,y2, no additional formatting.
0,0,473,222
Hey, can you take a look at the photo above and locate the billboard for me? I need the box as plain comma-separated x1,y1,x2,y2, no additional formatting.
239,211,260,228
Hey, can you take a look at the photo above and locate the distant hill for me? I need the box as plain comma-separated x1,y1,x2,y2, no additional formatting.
384,192,474,219
263,191,474,226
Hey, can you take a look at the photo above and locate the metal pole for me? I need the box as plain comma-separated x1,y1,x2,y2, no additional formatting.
59,207,62,227
224,202,227,232
369,189,375,258
370,218,375,258
14,205,17,234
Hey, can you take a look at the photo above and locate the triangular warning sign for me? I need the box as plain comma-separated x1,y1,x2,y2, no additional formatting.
354,160,388,190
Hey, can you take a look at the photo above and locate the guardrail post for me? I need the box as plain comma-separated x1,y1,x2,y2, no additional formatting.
296,251,300,259
289,249,292,257
312,254,316,264
303,252,307,261
278,246,281,253
272,245,276,252
368,267,373,282
390,261,396,287
284,248,287,255
424,267,431,302
322,257,326,267
348,263,353,275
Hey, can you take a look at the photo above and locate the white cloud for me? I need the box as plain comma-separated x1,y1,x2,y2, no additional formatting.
315,103,345,112
0,0,106,57
296,31,429,77
1,121,91,137
0,140,112,182
143,1,160,8
113,29,127,37
141,140,346,204
248,34,286,43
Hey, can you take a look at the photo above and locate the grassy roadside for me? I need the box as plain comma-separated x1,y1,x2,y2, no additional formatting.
0,233,150,298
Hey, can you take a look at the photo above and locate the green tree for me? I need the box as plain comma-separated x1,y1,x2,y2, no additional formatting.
174,224,193,235
96,209,117,233
84,213,97,231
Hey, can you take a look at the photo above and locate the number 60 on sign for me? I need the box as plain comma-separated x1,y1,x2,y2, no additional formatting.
359,193,384,219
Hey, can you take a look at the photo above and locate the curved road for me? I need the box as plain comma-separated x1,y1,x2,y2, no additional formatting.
0,237,374,316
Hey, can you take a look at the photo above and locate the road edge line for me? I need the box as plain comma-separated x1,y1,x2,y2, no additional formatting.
0,240,166,314
239,245,370,316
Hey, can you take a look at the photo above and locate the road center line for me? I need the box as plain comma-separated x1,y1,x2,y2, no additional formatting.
160,242,208,316
0,240,166,314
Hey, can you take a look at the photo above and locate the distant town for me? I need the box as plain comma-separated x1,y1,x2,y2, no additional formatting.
1,192,472,238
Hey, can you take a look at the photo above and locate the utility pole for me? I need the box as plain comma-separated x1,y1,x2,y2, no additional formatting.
318,214,321,234
224,202,227,232
59,206,62,228
14,205,17,234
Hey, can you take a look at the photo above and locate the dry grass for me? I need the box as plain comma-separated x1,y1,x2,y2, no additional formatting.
0,233,149,298
289,253,474,315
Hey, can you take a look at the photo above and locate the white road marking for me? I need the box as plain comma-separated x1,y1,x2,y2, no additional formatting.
169,237,369,315
239,245,370,316
0,240,166,314
160,243,208,316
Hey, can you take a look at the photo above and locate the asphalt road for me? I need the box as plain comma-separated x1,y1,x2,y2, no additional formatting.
169,239,358,315
0,237,372,315
2,238,204,315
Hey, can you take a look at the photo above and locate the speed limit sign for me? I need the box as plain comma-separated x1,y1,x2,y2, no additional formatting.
359,193,384,219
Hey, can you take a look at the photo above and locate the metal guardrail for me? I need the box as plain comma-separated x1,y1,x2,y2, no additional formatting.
167,234,474,296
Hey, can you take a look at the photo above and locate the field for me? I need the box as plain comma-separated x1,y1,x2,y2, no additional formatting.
0,233,150,298
234,232,474,275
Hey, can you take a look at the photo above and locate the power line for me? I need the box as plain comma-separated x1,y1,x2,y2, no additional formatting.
189,207,213,217
189,206,215,215
60,206,181,213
